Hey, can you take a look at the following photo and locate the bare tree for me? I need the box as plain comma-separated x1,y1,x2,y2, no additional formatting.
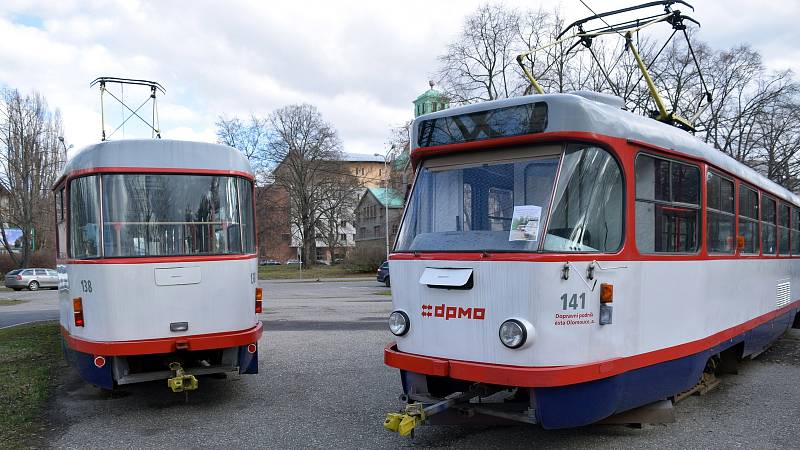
317,175,361,263
437,4,522,103
0,89,65,267
216,114,271,184
267,104,360,267
435,3,800,191
217,114,278,260
752,97,800,190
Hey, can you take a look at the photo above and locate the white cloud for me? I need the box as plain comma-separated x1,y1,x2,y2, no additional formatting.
0,0,796,155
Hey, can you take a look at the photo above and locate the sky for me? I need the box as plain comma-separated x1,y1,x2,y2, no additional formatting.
0,0,797,157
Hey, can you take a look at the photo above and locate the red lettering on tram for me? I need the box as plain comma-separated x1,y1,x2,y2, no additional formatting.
422,304,486,321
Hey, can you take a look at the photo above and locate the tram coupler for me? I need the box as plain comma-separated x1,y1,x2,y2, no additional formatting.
167,362,198,393
384,384,495,436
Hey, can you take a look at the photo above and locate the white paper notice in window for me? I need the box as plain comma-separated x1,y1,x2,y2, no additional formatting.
509,205,542,242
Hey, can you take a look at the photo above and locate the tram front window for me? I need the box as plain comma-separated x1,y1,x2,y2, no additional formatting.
395,144,624,253
99,174,255,257
68,174,256,259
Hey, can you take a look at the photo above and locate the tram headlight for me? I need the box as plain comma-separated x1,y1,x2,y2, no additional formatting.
389,310,410,336
499,319,527,349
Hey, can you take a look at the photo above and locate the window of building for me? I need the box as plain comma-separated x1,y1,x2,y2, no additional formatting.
359,227,366,237
635,154,700,253
739,185,759,254
779,203,790,255
487,187,513,231
373,225,381,237
339,233,346,241
792,208,800,256
761,195,777,255
706,171,735,254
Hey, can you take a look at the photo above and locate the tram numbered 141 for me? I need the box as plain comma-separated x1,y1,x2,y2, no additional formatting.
382,92,800,433
54,139,263,391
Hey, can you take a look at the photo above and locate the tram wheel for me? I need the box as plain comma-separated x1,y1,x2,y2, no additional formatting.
28,280,39,291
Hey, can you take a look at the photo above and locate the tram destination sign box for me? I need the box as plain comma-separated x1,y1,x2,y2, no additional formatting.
417,102,547,148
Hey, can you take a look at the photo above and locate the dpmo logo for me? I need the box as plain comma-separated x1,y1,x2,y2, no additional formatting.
421,304,486,320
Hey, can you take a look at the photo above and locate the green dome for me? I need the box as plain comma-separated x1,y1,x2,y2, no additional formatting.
413,81,449,117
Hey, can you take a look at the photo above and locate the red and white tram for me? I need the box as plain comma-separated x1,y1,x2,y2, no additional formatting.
383,92,800,431
54,139,262,390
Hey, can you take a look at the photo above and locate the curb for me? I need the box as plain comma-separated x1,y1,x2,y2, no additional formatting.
259,277,376,284
0,318,58,330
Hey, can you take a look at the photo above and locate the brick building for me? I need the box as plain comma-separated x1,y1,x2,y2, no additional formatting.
354,187,404,253
257,153,385,263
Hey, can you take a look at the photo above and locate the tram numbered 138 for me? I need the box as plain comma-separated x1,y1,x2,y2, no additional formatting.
383,92,800,432
54,139,263,391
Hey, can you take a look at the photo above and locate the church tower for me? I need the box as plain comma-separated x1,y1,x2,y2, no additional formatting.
412,81,449,117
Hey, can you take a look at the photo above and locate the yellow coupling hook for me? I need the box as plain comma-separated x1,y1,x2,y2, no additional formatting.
167,362,198,393
384,402,425,436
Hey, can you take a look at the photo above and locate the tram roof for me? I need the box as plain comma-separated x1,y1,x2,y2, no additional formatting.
59,139,253,181
410,92,800,205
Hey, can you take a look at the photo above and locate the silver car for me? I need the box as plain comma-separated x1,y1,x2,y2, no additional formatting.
4,268,58,291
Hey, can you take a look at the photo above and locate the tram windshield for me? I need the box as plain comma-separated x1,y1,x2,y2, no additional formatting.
395,144,623,253
69,174,255,259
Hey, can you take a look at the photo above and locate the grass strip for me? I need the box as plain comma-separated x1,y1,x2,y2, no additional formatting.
258,264,372,280
0,299,28,306
0,322,61,449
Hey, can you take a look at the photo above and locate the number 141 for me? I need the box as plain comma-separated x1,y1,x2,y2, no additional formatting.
561,293,586,310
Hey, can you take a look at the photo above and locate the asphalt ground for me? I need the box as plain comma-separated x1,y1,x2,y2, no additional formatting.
0,287,59,328
2,281,798,448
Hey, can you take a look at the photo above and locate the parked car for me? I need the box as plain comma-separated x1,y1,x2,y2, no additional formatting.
259,259,281,265
377,261,390,287
4,268,58,291
315,259,331,266
286,259,302,265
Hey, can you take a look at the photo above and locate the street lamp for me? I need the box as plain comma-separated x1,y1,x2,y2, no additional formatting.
374,146,393,260
58,136,73,163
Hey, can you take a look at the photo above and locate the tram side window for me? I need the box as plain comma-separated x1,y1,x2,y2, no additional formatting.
738,186,759,254
544,145,623,252
70,176,101,259
792,208,800,256
761,195,777,255
56,188,67,259
706,172,735,254
778,203,790,255
238,178,256,254
635,154,700,253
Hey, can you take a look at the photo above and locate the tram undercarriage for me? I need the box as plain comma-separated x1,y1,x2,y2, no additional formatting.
385,308,800,435
388,378,681,432
62,344,259,391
